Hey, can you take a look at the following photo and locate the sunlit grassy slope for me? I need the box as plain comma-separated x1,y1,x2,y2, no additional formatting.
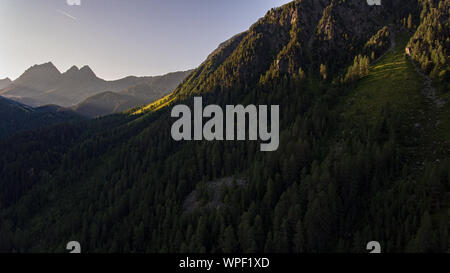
341,32,449,165
342,33,423,127
132,93,176,115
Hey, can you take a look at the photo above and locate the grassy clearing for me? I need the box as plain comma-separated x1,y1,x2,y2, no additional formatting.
341,32,449,165
342,33,424,128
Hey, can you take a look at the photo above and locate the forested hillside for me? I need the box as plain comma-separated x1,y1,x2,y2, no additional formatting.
0,96,83,139
0,0,448,253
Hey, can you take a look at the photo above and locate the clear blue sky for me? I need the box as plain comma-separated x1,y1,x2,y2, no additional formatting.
0,0,291,80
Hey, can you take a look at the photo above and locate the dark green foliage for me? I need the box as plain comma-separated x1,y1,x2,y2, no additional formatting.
0,97,83,139
363,27,392,61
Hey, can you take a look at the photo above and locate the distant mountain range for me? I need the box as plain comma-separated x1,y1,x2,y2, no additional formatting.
0,63,191,117
72,71,192,117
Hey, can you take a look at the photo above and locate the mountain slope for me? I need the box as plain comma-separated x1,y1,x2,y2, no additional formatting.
0,96,83,139
0,0,448,253
72,70,192,117
0,78,11,89
136,0,413,113
407,0,449,83
71,91,140,118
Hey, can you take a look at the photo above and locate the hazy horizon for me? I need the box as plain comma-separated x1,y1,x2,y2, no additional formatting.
0,0,291,81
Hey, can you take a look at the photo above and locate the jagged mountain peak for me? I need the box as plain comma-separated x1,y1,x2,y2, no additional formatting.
21,62,61,77
30,61,59,72
64,65,80,74
79,65,97,79
61,65,98,81
80,65,93,73
9,62,62,93
34,61,56,68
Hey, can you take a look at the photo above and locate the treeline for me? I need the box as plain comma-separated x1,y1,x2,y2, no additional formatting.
344,55,370,83
408,0,449,83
